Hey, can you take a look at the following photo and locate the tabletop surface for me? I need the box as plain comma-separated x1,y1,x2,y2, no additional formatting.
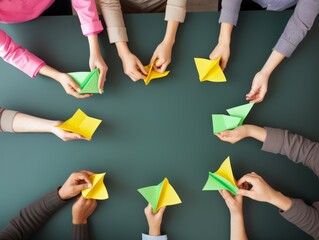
0,11,318,240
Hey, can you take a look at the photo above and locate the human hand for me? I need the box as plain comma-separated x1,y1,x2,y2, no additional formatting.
58,73,92,99
89,53,108,94
246,71,269,103
216,125,249,144
72,196,97,224
237,172,292,211
150,40,173,73
51,121,88,141
58,171,95,200
219,190,243,216
121,51,147,81
209,42,230,70
144,204,166,236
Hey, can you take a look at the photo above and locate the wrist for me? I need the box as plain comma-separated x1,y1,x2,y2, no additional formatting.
218,23,233,45
269,191,292,211
58,188,68,201
116,42,131,59
73,217,88,225
149,226,161,236
230,210,244,220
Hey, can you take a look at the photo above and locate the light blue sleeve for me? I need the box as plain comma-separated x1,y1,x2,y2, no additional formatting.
142,233,168,240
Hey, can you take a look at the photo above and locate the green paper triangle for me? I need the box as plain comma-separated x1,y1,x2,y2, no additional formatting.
212,114,241,134
138,180,164,212
226,103,254,126
203,172,238,195
68,69,100,94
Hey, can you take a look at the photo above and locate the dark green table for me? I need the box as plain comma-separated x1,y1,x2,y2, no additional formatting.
0,11,318,240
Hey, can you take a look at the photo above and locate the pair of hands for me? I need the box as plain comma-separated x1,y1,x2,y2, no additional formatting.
210,42,269,103
120,40,173,82
58,171,97,224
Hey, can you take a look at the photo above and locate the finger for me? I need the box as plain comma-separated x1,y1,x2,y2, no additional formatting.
73,172,92,185
132,69,146,80
155,58,165,68
221,190,235,204
157,206,166,215
72,182,92,193
220,58,228,71
98,68,107,94
237,175,256,186
150,54,158,65
237,189,253,198
159,63,168,73
68,79,81,93
64,132,84,140
68,89,92,99
80,170,95,176
136,59,148,76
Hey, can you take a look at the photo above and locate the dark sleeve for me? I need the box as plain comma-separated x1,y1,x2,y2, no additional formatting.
273,0,319,57
0,189,68,240
280,199,319,239
262,127,319,177
73,224,89,240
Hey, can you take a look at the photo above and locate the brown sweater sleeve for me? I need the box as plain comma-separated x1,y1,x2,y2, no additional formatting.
262,127,319,176
262,127,319,239
0,108,18,133
0,189,68,240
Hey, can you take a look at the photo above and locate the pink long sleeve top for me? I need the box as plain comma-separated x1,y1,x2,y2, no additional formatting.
0,0,103,77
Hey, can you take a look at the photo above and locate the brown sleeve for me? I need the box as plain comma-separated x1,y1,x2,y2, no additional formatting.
165,0,187,23
0,108,18,133
280,199,319,239
262,127,319,177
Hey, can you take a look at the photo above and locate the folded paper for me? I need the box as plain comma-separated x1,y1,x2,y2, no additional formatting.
212,103,254,134
56,109,102,140
194,57,226,82
138,178,181,213
82,173,109,200
203,156,238,195
69,69,101,94
144,61,170,85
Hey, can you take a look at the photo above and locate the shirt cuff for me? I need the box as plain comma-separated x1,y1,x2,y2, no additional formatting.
142,233,168,240
0,109,18,133
24,54,46,78
44,189,69,212
273,36,296,58
81,20,104,36
73,224,89,240
165,5,186,23
107,27,128,43
280,198,304,221
261,127,285,153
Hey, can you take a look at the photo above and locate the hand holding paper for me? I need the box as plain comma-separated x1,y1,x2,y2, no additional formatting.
82,173,109,200
212,103,254,134
138,178,181,213
56,109,102,140
69,69,102,94
194,57,226,82
144,60,170,85
203,156,238,195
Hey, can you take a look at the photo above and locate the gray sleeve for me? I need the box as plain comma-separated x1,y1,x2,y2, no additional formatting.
0,108,18,133
142,233,168,240
99,0,129,43
219,0,243,26
280,199,319,239
73,224,90,240
165,0,187,23
0,189,68,240
262,127,319,177
273,0,319,57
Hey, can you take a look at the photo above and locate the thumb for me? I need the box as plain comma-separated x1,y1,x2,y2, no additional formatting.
237,189,253,198
73,182,92,193
68,77,81,92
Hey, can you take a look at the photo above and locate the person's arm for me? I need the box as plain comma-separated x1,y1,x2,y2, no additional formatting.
0,107,88,141
237,173,319,239
262,127,319,177
72,196,97,240
142,205,167,240
72,0,107,93
99,0,147,81
219,190,248,240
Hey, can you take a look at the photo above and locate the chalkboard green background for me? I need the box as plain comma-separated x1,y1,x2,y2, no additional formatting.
0,11,318,240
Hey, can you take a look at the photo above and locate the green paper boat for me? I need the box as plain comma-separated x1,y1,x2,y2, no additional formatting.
212,103,254,134
68,69,101,94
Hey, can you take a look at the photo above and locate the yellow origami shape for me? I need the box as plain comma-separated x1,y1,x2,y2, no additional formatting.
56,109,102,140
138,178,182,213
194,57,226,82
202,156,238,195
82,173,109,200
144,61,170,85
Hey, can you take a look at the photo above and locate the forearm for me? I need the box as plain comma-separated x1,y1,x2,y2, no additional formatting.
218,23,233,46
39,65,63,82
88,35,102,58
259,50,285,77
268,191,293,212
12,112,59,133
230,213,248,240
163,20,179,45
245,125,267,143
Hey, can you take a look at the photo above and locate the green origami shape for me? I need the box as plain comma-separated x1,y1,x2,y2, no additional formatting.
138,180,164,212
203,172,238,195
212,103,254,134
212,114,241,134
227,102,254,126
68,68,101,94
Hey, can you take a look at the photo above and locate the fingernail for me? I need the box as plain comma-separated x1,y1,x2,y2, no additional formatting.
88,183,92,188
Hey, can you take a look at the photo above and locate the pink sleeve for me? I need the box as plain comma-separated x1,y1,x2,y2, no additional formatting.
0,29,45,78
72,0,104,36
